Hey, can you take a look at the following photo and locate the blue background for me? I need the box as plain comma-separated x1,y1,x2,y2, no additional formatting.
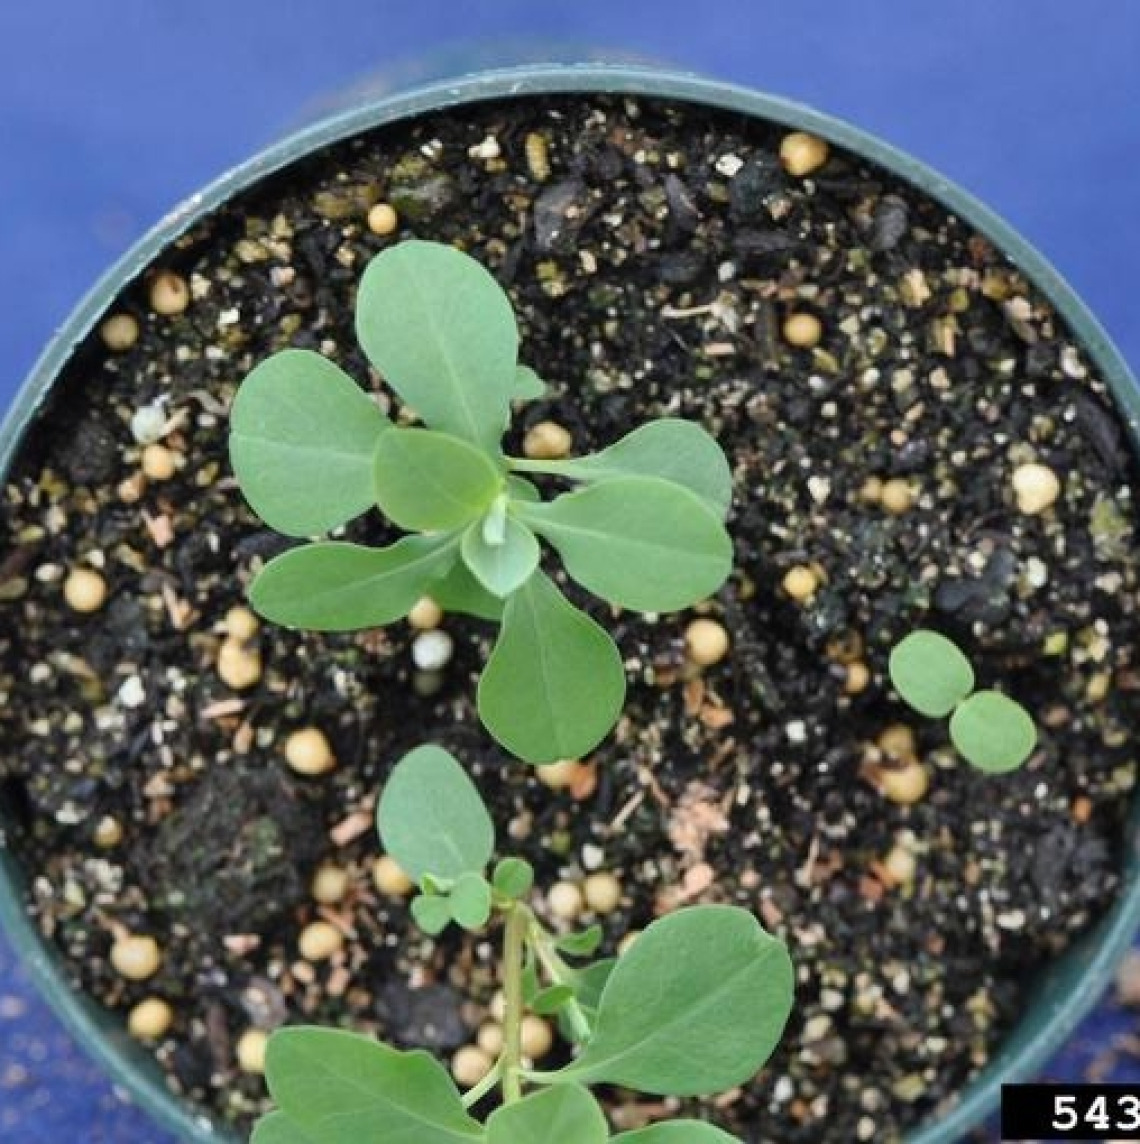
1,3,1138,1140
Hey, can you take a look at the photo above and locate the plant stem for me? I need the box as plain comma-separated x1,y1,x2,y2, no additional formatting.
460,1057,504,1109
501,903,528,1104
530,921,593,1042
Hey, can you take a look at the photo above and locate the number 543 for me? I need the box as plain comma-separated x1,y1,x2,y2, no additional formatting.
1054,1092,1140,1133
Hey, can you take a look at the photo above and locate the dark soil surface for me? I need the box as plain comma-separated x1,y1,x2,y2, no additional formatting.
2,95,1139,1143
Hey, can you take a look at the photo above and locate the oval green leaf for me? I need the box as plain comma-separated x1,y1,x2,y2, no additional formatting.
478,572,626,763
428,561,505,622
462,516,541,598
555,925,604,958
531,984,577,1015
492,857,535,900
508,475,542,503
251,1112,318,1144
250,535,458,631
949,689,1037,773
613,1123,742,1144
374,428,503,532
512,365,547,400
229,348,391,538
538,905,793,1096
558,958,615,1043
450,872,493,931
889,629,975,718
265,1028,483,1144
355,240,517,451
410,893,453,936
486,1084,608,1144
515,477,732,613
377,745,495,882
515,419,733,519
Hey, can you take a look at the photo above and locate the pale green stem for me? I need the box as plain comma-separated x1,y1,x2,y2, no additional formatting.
460,1056,503,1109
529,920,593,1043
501,903,528,1103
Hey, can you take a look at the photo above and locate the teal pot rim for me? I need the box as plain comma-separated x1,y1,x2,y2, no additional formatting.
2,63,1138,1144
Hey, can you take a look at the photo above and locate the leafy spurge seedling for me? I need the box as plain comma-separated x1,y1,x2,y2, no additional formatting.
229,240,734,763
889,629,1037,772
251,745,794,1144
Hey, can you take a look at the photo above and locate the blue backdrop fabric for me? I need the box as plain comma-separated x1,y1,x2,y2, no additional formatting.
1,3,1139,1140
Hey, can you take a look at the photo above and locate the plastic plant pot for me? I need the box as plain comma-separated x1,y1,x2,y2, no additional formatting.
1,64,1138,1144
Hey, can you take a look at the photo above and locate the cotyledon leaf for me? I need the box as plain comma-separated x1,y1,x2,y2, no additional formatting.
889,629,975,718
950,689,1037,773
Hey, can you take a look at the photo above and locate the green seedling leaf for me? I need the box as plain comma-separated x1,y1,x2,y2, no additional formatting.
230,349,392,538
889,629,976,718
515,419,733,520
251,1112,318,1144
557,959,616,1043
515,477,732,613
486,1083,608,1144
356,240,517,451
507,475,542,502
482,496,509,546
420,873,449,896
538,905,793,1096
555,925,604,958
492,857,535,900
374,428,503,532
251,535,458,631
512,365,547,400
478,572,626,763
377,745,495,882
411,893,453,936
530,984,577,1015
450,872,493,930
428,562,505,622
950,690,1037,773
462,515,541,598
265,1027,483,1144
613,1123,742,1144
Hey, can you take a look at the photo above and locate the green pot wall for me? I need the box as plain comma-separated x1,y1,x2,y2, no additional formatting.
1,64,1138,1144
